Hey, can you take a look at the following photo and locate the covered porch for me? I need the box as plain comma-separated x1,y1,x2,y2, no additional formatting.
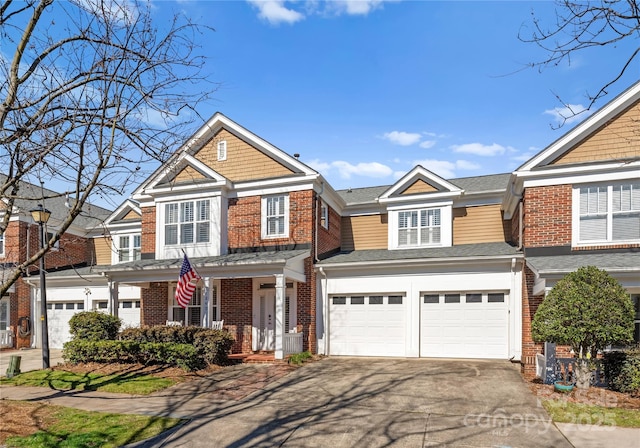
100,249,310,360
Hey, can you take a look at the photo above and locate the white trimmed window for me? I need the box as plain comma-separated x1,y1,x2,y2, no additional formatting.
398,208,441,247
217,140,227,161
165,200,210,245
0,231,4,256
576,183,640,244
0,298,9,331
170,286,208,326
118,234,141,262
261,195,289,239
320,201,329,229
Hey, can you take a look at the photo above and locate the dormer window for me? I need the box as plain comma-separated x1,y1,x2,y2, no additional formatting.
217,140,227,161
118,234,141,262
398,209,441,247
165,200,210,245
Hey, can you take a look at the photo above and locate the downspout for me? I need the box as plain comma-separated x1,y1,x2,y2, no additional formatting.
318,266,328,355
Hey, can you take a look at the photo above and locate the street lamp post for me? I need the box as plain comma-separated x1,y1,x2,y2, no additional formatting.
30,204,51,369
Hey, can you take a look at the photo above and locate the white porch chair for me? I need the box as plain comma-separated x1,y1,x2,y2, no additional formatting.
166,320,183,327
211,320,224,330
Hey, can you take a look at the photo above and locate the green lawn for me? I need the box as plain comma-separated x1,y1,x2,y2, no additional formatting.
543,400,640,428
3,401,182,448
0,369,175,395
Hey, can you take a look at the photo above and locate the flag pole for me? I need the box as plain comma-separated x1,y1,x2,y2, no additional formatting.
180,248,202,280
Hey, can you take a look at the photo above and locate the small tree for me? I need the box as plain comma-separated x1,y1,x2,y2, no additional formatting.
532,266,634,389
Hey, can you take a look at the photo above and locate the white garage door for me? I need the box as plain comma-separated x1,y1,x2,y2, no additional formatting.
48,301,84,349
329,294,406,356
421,292,508,359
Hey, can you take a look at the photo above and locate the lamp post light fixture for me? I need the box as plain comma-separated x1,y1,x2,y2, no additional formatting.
30,204,51,369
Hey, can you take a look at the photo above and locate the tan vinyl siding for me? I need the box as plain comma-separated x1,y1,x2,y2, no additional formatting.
400,179,438,195
551,102,640,165
174,165,206,183
195,129,295,182
94,236,113,265
123,210,141,220
341,214,388,251
453,204,506,245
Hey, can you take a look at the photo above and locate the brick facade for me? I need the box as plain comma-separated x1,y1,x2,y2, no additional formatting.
220,278,253,353
227,190,314,251
521,266,543,379
522,185,572,248
317,201,341,258
140,282,168,326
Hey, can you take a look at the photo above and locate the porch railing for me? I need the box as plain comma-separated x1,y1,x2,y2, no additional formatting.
284,332,303,355
0,330,14,348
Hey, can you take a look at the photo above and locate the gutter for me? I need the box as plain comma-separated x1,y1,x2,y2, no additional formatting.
317,253,524,270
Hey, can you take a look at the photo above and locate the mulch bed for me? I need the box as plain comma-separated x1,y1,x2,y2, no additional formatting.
528,380,640,410
51,361,223,382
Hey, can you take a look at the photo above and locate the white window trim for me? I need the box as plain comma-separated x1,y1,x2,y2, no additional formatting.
168,284,204,326
261,194,290,239
163,199,211,247
0,231,4,257
320,200,329,230
572,182,640,247
217,140,227,161
389,205,452,249
115,233,142,264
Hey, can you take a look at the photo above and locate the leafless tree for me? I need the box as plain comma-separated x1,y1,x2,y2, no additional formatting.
520,0,640,123
0,0,215,295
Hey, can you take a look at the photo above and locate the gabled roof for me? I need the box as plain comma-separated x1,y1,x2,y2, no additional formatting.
336,173,510,206
379,165,463,204
104,199,141,226
518,80,640,172
133,112,318,198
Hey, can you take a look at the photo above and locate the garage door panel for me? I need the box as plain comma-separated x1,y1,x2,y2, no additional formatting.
329,294,406,357
421,293,508,359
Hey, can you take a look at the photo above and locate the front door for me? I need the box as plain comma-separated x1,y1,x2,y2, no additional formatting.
256,291,275,351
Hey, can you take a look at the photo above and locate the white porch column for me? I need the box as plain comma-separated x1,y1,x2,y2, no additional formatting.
274,273,286,360
202,277,211,328
108,281,119,318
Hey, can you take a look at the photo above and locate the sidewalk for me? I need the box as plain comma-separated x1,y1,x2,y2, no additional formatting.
0,348,64,377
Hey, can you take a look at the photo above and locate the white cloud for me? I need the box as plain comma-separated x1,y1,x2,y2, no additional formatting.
332,160,393,179
454,159,481,170
337,0,387,15
412,159,456,178
411,159,479,179
383,131,422,146
419,140,436,149
309,159,393,179
543,104,591,125
451,143,510,157
248,1,305,25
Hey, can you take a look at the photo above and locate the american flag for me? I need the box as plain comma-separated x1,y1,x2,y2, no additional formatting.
176,254,200,308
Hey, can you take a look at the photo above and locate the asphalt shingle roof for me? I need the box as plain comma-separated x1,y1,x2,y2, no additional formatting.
0,174,112,230
44,249,310,278
526,252,640,274
318,242,520,265
336,173,511,205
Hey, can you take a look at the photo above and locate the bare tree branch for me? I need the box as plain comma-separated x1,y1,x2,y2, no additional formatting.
0,0,217,295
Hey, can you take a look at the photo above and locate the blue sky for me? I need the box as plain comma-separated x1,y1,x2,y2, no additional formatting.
149,1,638,192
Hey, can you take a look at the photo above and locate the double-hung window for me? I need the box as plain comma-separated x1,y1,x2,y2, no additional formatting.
165,200,210,245
577,183,640,244
262,195,289,238
118,234,141,262
398,208,441,247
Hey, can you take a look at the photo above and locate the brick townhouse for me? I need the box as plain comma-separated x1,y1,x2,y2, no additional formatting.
2,81,638,378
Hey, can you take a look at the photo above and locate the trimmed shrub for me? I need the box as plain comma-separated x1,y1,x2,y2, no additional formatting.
193,330,234,365
69,311,121,341
63,339,203,371
120,325,234,365
604,348,640,395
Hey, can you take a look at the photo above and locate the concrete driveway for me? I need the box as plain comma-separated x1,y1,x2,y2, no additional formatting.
141,358,570,447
